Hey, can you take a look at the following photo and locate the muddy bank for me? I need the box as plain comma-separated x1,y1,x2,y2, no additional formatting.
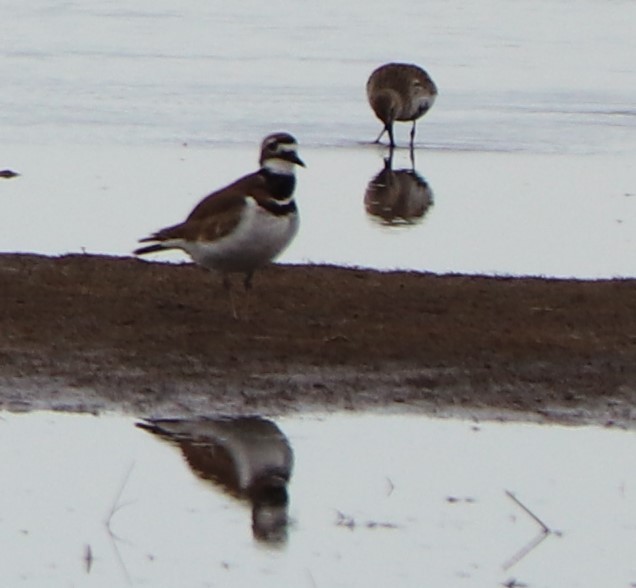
0,253,634,426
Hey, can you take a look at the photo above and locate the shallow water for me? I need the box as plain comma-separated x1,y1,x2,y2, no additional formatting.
3,0,636,153
0,411,634,587
2,6,634,586
1,0,635,278
1,143,634,278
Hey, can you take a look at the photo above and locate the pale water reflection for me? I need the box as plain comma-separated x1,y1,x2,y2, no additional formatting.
0,411,634,587
137,416,294,544
364,151,434,226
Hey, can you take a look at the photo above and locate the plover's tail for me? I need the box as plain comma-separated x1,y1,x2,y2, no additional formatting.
133,242,167,256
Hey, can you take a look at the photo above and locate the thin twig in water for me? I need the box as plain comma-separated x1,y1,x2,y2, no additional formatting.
502,531,550,571
335,510,356,530
335,510,399,531
505,490,550,533
502,579,528,588
306,568,318,588
83,544,93,573
365,520,399,529
503,489,557,571
105,462,136,536
104,462,136,586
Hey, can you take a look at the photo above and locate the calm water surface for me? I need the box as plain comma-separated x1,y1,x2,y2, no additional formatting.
0,411,634,587
1,6,634,587
1,0,635,277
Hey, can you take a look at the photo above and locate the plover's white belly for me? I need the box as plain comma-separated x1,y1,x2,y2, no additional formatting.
185,198,299,274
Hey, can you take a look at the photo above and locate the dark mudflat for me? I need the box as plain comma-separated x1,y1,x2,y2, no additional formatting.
1,254,634,426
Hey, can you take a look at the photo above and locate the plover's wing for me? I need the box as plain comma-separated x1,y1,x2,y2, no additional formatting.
142,191,249,245
186,171,265,221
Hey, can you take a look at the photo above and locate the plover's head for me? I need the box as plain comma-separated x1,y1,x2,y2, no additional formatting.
259,132,305,174
249,473,290,543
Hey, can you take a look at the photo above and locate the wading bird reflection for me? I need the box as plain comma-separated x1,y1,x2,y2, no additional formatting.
364,150,433,225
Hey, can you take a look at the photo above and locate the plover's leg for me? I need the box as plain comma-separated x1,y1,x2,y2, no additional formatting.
222,274,238,320
241,271,255,321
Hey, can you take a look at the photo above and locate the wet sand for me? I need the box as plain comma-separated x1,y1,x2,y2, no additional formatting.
0,253,634,426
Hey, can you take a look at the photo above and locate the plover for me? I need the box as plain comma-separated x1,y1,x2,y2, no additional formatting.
367,62,437,148
134,132,304,316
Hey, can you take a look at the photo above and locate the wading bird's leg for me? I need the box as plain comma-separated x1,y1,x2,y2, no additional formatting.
409,121,417,148
387,123,396,148
373,127,387,144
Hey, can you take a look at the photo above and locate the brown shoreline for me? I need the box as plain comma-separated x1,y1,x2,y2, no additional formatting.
0,253,634,427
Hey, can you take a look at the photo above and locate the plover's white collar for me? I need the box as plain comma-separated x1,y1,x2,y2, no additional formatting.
263,156,298,176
